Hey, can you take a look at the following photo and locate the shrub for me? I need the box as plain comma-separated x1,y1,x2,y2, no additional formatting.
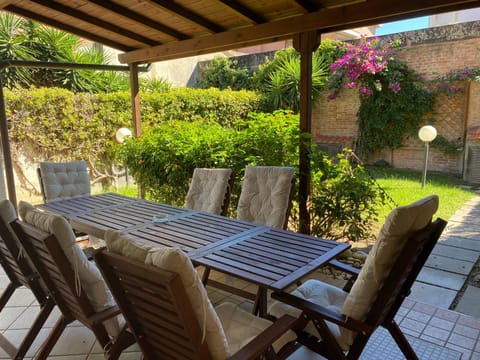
119,111,383,241
308,148,384,242
196,57,253,90
118,111,299,206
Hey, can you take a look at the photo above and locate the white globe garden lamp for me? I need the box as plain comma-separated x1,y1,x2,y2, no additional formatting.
418,125,437,188
115,127,132,144
115,127,133,186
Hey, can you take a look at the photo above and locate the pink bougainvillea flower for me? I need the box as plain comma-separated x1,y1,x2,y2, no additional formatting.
388,82,401,93
360,86,373,97
328,92,338,100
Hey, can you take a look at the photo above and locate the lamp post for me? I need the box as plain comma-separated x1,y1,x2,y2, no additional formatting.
115,127,132,186
418,125,437,189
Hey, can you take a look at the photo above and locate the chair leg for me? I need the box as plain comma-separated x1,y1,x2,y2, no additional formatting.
105,325,136,360
201,267,211,285
253,287,268,317
386,321,419,360
311,317,346,360
90,325,112,352
14,298,55,359
0,282,16,310
34,315,69,360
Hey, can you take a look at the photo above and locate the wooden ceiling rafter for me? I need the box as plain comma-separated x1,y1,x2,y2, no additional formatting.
6,4,134,52
29,0,159,47
87,0,189,41
217,0,267,24
149,0,225,34
293,0,319,13
118,0,480,64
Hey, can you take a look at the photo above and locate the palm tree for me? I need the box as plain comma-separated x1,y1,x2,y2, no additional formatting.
0,13,36,87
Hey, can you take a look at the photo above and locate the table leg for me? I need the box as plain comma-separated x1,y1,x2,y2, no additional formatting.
253,287,268,317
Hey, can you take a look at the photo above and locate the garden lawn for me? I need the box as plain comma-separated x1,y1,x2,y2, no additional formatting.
370,168,478,224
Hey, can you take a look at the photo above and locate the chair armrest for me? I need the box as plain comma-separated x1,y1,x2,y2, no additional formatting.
328,259,360,276
328,259,360,292
228,314,297,360
271,291,371,334
87,305,122,325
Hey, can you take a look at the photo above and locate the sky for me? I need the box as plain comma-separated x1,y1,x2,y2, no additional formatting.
376,16,430,36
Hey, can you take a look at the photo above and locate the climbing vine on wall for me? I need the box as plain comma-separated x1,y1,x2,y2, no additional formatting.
327,37,435,154
327,37,480,156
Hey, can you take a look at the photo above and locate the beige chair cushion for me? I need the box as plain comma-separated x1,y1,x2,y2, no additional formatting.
0,199,21,248
39,160,90,202
237,166,294,229
18,201,120,337
105,230,295,359
217,301,296,355
185,168,232,215
269,279,352,351
105,230,229,359
342,195,439,320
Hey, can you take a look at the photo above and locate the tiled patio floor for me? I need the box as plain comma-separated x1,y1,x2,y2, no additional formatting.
0,267,479,359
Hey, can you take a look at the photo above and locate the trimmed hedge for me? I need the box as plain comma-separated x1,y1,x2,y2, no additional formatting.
6,87,260,185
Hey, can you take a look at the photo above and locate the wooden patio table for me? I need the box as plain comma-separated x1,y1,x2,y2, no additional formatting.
39,193,350,316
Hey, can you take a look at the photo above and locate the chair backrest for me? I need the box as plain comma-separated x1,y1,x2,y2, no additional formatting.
11,218,98,324
38,160,90,202
185,168,234,216
0,200,46,303
12,201,120,337
97,230,230,360
236,166,295,229
95,249,215,360
366,217,447,328
341,195,441,324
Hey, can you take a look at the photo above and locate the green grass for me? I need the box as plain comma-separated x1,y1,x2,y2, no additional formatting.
100,168,478,235
370,167,478,224
100,185,139,198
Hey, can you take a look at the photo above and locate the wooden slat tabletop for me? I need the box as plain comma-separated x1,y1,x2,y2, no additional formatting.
191,227,350,291
40,193,350,293
38,193,137,216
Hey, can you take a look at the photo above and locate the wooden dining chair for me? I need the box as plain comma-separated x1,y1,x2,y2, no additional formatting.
0,200,55,359
10,201,135,359
94,229,299,360
202,166,296,314
268,195,447,360
185,168,235,216
37,160,90,203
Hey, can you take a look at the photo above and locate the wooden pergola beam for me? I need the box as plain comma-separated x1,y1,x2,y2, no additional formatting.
217,0,267,24
29,0,159,46
150,0,225,33
87,0,189,41
119,0,480,64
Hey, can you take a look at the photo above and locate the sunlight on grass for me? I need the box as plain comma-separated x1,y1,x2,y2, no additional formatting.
100,168,478,237
370,168,478,224
100,185,138,198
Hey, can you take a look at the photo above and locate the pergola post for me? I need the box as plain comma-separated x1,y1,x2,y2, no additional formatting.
293,31,320,235
0,79,16,206
129,63,141,137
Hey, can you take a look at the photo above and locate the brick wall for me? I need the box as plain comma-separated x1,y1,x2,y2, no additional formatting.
313,21,480,176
